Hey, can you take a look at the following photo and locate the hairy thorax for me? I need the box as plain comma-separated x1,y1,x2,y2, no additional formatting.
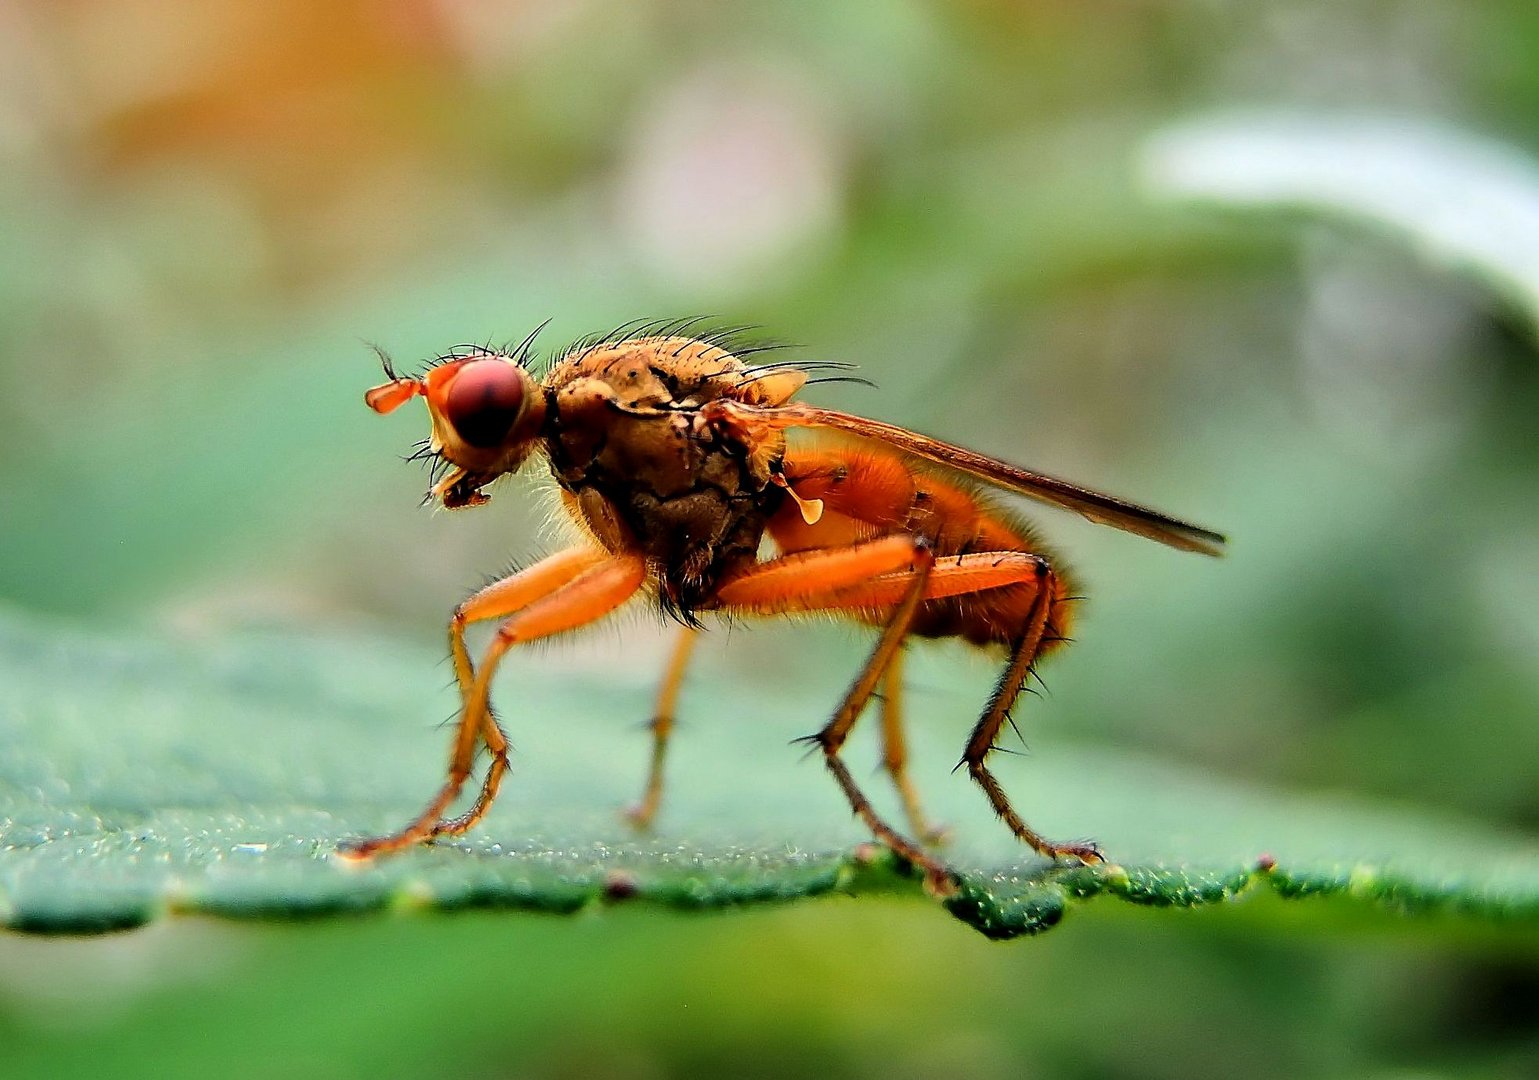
539,337,792,616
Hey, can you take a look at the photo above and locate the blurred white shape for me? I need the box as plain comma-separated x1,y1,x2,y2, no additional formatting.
614,61,844,296
1143,113,1539,330
1293,232,1483,463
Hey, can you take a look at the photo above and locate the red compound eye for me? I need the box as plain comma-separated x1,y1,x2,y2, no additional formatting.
442,360,526,448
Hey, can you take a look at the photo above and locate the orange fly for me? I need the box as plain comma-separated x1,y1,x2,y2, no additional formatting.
342,322,1226,893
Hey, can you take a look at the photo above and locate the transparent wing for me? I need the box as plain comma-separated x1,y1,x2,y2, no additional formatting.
720,401,1227,556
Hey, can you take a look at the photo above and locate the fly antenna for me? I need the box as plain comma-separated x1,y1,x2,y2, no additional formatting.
366,341,400,381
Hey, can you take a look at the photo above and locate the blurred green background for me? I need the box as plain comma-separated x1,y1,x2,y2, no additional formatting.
2,1,1537,1077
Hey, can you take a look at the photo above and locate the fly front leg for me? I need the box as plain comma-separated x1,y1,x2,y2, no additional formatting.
339,549,644,859
625,625,699,830
432,547,608,841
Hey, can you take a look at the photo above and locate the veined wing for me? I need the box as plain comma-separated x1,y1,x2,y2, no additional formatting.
711,400,1227,556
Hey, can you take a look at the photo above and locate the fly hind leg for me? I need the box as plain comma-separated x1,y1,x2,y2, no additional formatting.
879,651,948,846
712,535,954,893
960,557,1103,865
799,544,951,892
761,546,1102,863
714,539,1100,885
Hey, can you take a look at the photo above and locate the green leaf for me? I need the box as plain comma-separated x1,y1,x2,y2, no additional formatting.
1,608,1536,941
